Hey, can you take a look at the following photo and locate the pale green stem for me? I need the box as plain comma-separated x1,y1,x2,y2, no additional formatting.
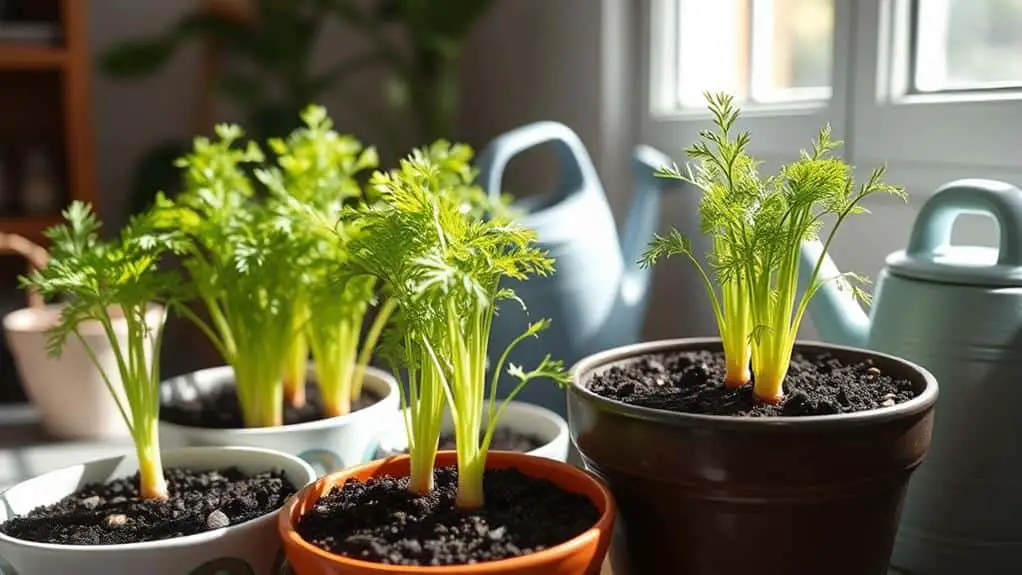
351,298,396,400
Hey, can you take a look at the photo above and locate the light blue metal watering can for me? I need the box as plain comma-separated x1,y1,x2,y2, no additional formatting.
475,122,676,416
800,178,1022,574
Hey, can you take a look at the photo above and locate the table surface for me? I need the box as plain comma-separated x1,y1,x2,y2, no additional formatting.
0,405,907,574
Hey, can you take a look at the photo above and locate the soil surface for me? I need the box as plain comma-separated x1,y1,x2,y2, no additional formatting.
0,467,297,545
161,381,382,429
296,466,600,566
588,349,918,417
394,428,545,455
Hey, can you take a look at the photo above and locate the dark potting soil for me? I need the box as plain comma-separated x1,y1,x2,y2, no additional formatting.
296,466,600,566
0,467,297,545
588,349,918,417
160,381,382,429
394,428,545,455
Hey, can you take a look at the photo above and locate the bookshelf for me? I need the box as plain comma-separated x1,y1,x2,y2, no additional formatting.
0,0,95,403
0,0,96,246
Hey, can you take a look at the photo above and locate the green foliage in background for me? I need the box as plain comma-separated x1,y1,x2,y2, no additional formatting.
101,0,495,219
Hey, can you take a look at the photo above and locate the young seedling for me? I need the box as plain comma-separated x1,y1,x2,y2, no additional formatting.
260,105,392,417
744,125,905,403
641,93,759,388
151,124,302,427
643,92,905,404
20,202,179,499
350,142,569,507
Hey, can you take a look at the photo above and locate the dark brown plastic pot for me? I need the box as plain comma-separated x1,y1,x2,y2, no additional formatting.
568,338,938,575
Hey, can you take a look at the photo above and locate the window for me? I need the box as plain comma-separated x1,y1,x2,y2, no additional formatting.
643,0,1022,194
912,0,1022,92
676,0,834,106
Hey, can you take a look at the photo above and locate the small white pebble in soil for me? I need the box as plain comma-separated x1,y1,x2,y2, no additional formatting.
488,526,506,540
206,509,230,529
103,514,128,528
867,367,881,376
80,495,100,510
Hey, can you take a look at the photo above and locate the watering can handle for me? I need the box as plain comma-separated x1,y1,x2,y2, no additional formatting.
475,121,601,203
0,233,49,309
906,178,1022,267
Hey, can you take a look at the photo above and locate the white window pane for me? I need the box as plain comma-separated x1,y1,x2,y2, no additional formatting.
750,0,834,102
676,0,749,107
676,0,833,108
915,0,1022,92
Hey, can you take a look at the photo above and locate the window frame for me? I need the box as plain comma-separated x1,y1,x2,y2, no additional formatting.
640,0,1022,198
850,0,1022,171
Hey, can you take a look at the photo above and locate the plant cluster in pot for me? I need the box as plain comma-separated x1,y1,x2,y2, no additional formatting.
277,143,616,574
149,108,401,476
0,203,316,575
568,94,940,575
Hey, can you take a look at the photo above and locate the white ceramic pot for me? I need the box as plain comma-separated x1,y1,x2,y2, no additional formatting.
159,365,401,477
373,400,570,462
0,446,315,575
2,303,165,440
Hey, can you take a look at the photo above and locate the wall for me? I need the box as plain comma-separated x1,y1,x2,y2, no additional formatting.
90,1,200,226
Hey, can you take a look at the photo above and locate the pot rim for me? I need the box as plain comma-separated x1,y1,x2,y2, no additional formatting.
157,364,400,436
0,446,315,552
278,450,615,573
375,400,569,453
2,302,166,336
569,337,939,429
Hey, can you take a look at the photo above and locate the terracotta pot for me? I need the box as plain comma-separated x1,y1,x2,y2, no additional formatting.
568,338,939,575
278,451,616,574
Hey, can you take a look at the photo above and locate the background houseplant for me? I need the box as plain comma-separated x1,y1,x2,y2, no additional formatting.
279,142,615,573
567,93,939,574
0,202,315,575
99,0,496,217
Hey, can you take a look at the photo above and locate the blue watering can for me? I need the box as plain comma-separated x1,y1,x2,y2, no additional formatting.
799,179,1022,574
475,121,676,416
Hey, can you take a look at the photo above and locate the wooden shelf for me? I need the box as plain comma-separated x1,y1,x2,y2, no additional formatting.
0,43,66,70
0,215,61,245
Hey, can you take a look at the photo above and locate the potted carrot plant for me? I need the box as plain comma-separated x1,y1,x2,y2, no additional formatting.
277,144,616,574
366,142,576,464
154,114,400,476
262,104,402,470
0,202,315,575
262,105,382,414
567,93,939,575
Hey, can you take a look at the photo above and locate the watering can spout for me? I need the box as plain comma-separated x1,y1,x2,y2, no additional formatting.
620,145,678,308
798,239,871,348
